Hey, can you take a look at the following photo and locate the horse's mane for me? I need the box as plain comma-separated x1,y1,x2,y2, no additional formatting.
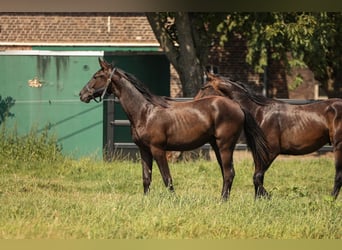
218,76,277,106
117,68,171,108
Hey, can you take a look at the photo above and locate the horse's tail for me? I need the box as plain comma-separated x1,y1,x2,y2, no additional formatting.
241,108,269,167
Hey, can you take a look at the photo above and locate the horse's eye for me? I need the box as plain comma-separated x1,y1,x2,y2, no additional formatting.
201,85,211,90
93,74,102,79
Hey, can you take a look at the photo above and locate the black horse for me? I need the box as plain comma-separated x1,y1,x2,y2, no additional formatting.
195,73,342,199
79,58,269,200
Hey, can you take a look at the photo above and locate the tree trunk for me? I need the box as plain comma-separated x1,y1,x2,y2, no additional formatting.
174,12,204,96
322,69,342,98
146,12,204,97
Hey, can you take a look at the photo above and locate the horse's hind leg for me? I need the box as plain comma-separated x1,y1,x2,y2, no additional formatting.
151,147,174,192
212,140,235,201
253,170,269,198
221,151,235,201
253,154,277,199
332,148,342,199
221,149,235,201
210,141,223,175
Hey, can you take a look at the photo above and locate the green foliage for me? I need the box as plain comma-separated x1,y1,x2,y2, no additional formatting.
288,74,304,91
0,154,341,239
217,13,318,74
149,12,342,96
216,12,342,96
0,95,15,125
0,124,63,164
301,13,342,87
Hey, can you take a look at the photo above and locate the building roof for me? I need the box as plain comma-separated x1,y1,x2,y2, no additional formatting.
0,12,159,47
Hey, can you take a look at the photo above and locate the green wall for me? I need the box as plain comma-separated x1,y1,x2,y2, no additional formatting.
0,54,103,158
0,51,170,159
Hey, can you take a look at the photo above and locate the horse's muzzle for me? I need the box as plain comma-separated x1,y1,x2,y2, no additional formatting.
79,91,91,103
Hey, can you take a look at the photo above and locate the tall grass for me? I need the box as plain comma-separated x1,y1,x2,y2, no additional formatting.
0,124,63,164
0,130,341,239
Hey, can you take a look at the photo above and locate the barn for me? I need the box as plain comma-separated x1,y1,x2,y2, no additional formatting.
0,13,170,158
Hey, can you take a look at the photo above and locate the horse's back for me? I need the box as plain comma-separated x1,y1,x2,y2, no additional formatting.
197,96,244,121
274,98,342,154
197,95,242,112
203,96,245,139
145,96,245,151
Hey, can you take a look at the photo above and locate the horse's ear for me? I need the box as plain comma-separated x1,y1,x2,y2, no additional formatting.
206,72,216,81
98,57,109,69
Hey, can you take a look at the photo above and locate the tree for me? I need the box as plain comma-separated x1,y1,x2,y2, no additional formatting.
300,13,342,98
146,12,226,97
218,12,342,98
147,12,342,98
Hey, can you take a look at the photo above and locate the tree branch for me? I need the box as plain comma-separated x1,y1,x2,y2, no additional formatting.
145,12,179,71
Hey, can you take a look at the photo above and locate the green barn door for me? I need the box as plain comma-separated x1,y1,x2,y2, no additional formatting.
103,54,170,158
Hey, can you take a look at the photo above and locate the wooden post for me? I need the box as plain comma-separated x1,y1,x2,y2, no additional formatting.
103,94,115,161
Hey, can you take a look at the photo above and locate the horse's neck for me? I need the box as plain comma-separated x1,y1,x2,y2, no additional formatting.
233,92,261,115
117,82,151,126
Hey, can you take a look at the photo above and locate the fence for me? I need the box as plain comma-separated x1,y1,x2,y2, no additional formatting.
103,97,333,160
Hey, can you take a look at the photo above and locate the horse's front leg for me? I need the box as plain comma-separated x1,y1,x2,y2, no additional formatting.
220,150,235,201
139,147,153,195
332,147,342,199
151,147,174,192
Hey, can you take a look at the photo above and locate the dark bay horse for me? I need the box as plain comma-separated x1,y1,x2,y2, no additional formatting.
195,73,342,199
79,58,269,200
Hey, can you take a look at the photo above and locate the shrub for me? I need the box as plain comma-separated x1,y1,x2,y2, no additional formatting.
0,124,63,163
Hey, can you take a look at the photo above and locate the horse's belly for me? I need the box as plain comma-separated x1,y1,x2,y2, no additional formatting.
165,133,211,151
281,143,327,155
280,129,329,155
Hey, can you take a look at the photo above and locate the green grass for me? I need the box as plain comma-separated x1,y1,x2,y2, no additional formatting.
0,153,341,239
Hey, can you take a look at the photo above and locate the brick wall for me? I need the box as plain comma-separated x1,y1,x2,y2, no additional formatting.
208,36,263,89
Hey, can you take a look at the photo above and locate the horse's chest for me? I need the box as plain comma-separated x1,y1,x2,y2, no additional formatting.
131,122,162,145
131,125,149,142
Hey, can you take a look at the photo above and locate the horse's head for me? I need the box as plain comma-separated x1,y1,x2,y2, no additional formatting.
195,73,269,107
79,58,116,103
194,73,233,100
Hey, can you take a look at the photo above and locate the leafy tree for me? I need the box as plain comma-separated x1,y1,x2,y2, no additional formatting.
218,12,342,98
147,12,342,98
300,13,342,98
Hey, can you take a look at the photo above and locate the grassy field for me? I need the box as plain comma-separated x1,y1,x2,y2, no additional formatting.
0,149,341,239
